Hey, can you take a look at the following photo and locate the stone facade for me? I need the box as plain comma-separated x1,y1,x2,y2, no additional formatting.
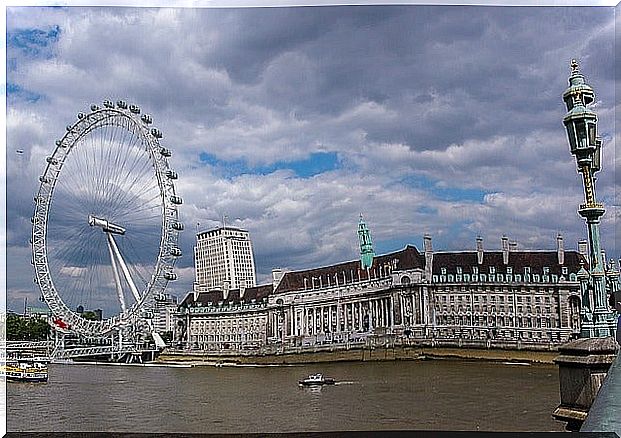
177,236,586,352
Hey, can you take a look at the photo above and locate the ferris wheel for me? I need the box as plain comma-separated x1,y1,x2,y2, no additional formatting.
31,100,184,337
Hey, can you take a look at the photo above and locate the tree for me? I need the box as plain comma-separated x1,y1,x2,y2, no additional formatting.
27,317,50,341
6,314,26,340
6,314,50,341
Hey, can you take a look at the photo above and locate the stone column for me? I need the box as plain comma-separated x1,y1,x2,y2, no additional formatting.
370,300,375,328
328,306,333,333
553,337,619,431
303,308,308,335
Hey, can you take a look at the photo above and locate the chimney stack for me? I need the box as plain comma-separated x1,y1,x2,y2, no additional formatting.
239,279,247,299
578,240,589,263
272,268,284,291
222,280,230,300
476,236,484,265
424,234,433,281
501,235,509,265
557,233,564,265
509,241,518,252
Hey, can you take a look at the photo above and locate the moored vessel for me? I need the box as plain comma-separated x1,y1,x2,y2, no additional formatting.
2,359,49,383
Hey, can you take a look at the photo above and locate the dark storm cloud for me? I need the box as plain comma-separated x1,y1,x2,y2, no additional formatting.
182,6,614,152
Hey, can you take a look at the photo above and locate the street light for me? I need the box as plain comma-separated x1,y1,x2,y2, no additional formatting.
562,60,617,339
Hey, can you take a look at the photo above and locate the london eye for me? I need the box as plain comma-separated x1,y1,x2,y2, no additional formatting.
31,100,184,337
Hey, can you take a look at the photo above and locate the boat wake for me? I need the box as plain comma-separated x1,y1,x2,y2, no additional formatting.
335,380,357,385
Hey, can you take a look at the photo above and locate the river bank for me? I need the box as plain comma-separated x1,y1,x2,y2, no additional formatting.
157,345,558,366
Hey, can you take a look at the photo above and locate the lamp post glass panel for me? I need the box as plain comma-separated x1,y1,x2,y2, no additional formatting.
562,60,618,339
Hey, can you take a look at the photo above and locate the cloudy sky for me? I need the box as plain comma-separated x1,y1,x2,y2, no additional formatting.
5,4,619,315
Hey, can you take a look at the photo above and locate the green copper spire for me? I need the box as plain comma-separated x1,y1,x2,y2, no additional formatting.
358,214,375,270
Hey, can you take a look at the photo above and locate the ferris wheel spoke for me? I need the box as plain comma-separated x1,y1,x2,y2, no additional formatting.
114,193,162,223
108,156,157,214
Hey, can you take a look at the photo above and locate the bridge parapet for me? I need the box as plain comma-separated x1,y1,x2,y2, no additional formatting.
553,337,619,431
581,350,621,435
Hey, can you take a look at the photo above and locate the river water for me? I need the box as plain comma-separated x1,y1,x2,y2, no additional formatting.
7,359,565,433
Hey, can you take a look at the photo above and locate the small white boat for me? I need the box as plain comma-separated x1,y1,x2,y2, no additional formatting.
298,373,336,386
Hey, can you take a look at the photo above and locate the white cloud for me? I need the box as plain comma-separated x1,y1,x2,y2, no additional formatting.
6,5,619,315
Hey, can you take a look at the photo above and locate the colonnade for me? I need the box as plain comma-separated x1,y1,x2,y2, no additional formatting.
284,296,396,337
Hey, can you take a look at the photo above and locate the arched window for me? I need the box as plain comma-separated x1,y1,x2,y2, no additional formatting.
401,276,411,285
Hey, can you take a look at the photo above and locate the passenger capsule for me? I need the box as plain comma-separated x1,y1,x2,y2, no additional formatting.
160,147,171,157
170,195,183,205
39,176,49,184
77,112,85,119
103,99,114,108
170,247,182,257
151,128,162,139
129,104,140,114
46,157,58,165
66,125,74,132
164,272,178,281
55,140,62,146
172,221,185,231
91,104,100,111
141,114,153,124
165,170,178,179
117,100,128,109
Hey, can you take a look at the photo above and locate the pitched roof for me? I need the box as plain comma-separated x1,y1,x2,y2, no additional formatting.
180,284,272,307
274,245,425,294
430,250,585,275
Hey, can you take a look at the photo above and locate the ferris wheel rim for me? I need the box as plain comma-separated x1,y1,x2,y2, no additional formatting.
31,101,182,337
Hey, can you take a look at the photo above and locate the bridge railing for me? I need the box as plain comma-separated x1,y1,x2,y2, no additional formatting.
3,340,54,350
581,349,621,436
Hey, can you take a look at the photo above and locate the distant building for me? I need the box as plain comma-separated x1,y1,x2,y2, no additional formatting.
194,227,257,293
179,286,271,350
76,306,102,321
153,294,178,335
178,226,594,352
25,305,52,322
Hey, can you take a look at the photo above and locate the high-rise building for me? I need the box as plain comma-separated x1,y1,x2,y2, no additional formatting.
194,226,257,292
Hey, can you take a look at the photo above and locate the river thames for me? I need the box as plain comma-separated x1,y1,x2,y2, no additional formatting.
8,359,565,433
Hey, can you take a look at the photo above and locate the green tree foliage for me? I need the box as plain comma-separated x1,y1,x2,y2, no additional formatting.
6,314,50,341
81,311,99,321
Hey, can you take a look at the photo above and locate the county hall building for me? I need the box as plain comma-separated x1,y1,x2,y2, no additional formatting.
176,218,588,352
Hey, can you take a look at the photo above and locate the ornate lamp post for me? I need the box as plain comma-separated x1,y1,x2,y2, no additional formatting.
562,59,617,338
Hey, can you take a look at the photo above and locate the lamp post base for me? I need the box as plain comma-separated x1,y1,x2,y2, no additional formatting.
581,317,617,339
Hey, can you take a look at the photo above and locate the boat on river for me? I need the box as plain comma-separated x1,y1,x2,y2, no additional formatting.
1,359,49,382
298,373,335,386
